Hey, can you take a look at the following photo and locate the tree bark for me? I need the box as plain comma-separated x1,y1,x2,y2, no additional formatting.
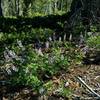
0,0,3,16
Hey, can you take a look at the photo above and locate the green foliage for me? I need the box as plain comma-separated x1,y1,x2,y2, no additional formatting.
0,28,54,45
72,23,85,36
86,35,100,49
90,25,97,32
9,46,69,90
1,0,73,17
55,81,72,97
31,28,53,41
43,80,54,93
0,15,64,33
7,39,83,92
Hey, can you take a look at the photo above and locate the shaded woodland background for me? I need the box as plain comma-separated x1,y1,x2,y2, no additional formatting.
0,0,100,32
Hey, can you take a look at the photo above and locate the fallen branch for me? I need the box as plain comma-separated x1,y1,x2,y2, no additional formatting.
76,76,100,98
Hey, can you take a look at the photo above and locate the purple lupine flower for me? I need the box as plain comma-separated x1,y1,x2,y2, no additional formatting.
35,48,43,56
12,65,18,72
69,34,72,41
6,68,12,75
17,40,25,51
64,34,66,41
4,51,12,62
49,37,52,41
45,41,49,49
59,37,62,42
53,32,56,41
79,33,84,45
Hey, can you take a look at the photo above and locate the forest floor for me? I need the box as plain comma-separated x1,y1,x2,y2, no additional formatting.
48,64,100,100
2,64,100,100
65,64,100,100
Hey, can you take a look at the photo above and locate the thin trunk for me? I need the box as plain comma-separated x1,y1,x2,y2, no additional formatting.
17,0,20,16
54,0,57,13
61,0,63,11
49,2,52,14
0,0,3,16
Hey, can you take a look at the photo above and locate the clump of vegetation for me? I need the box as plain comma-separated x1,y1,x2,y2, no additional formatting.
5,40,83,93
86,35,100,49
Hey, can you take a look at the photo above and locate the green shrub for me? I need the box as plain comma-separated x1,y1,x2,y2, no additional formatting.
9,46,70,90
9,41,83,91
1,30,84,93
86,35,100,49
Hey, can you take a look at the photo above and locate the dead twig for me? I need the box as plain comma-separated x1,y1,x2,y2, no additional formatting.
76,76,100,98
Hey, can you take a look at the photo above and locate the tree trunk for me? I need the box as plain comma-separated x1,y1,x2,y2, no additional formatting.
68,0,100,25
0,0,3,16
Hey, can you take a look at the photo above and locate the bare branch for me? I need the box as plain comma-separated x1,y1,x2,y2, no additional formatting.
76,76,100,98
